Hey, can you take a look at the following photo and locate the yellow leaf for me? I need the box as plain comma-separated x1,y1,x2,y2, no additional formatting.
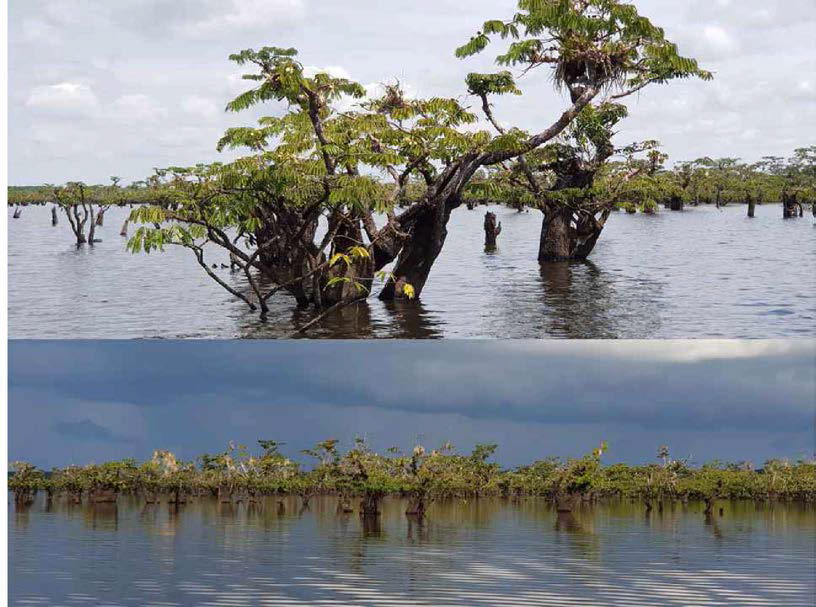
402,283,415,299
329,253,350,267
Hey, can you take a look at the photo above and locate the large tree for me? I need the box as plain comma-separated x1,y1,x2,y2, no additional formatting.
453,0,711,263
130,0,711,320
129,50,484,315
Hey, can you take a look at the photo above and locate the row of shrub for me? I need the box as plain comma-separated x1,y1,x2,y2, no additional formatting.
10,441,816,516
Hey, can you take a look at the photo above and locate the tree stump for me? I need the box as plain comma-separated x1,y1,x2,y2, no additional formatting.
51,207,59,226
782,192,803,218
218,485,232,503
12,206,22,219
669,195,684,211
484,211,502,249
120,220,129,237
405,497,426,518
747,198,756,218
93,489,118,504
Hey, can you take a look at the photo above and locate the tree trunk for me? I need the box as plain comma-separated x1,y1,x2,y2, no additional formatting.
321,218,374,306
218,485,232,503
95,208,106,226
669,195,684,211
538,209,573,262
51,207,59,225
379,203,452,300
120,220,129,236
556,493,576,513
12,206,22,219
93,489,118,504
747,196,756,218
782,192,802,218
483,211,501,250
359,493,382,517
405,496,427,518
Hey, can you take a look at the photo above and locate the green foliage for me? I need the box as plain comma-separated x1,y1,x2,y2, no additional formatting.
456,0,711,96
10,443,816,504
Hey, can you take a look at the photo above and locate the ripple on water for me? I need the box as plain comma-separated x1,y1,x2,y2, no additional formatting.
8,203,816,338
8,496,816,606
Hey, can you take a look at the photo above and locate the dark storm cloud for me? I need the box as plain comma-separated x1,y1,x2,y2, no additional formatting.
53,419,134,443
8,341,815,469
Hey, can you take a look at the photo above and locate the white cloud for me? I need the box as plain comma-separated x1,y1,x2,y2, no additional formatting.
701,25,738,54
180,95,220,120
8,0,816,184
20,19,62,45
25,82,98,115
303,65,352,80
790,80,816,101
177,0,306,38
107,94,167,123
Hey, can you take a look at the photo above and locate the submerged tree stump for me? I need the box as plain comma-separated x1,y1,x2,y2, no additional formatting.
555,494,575,513
95,208,106,226
120,220,129,237
93,489,118,504
669,195,684,211
51,206,59,225
359,493,383,517
12,206,22,218
747,197,756,218
218,485,233,503
782,192,803,218
484,211,502,249
405,497,427,519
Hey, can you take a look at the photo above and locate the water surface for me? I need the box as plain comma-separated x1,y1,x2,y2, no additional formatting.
8,204,815,338
9,495,815,606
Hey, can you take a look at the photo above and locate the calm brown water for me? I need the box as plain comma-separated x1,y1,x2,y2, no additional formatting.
8,203,815,338
9,495,815,606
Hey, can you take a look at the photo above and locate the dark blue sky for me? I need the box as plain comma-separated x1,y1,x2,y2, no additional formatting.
9,340,815,469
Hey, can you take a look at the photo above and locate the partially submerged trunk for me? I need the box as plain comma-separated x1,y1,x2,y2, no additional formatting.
51,206,59,225
405,496,427,519
217,485,233,503
93,489,118,504
379,202,454,300
782,191,803,218
747,195,756,218
336,496,353,514
13,488,36,507
483,211,502,249
669,195,684,211
359,492,383,517
537,156,610,262
12,206,22,219
555,493,576,513
538,208,610,262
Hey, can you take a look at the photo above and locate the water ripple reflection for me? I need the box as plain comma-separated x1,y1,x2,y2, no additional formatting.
8,204,816,338
10,496,816,606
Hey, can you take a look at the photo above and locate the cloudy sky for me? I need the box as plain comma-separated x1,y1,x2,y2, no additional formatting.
9,340,815,469
8,0,815,185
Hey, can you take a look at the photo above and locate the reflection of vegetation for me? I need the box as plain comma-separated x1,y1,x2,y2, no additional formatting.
11,443,815,519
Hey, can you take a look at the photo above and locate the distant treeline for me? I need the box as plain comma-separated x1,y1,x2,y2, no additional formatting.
462,147,816,212
9,441,815,517
7,178,169,207
10,150,815,214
